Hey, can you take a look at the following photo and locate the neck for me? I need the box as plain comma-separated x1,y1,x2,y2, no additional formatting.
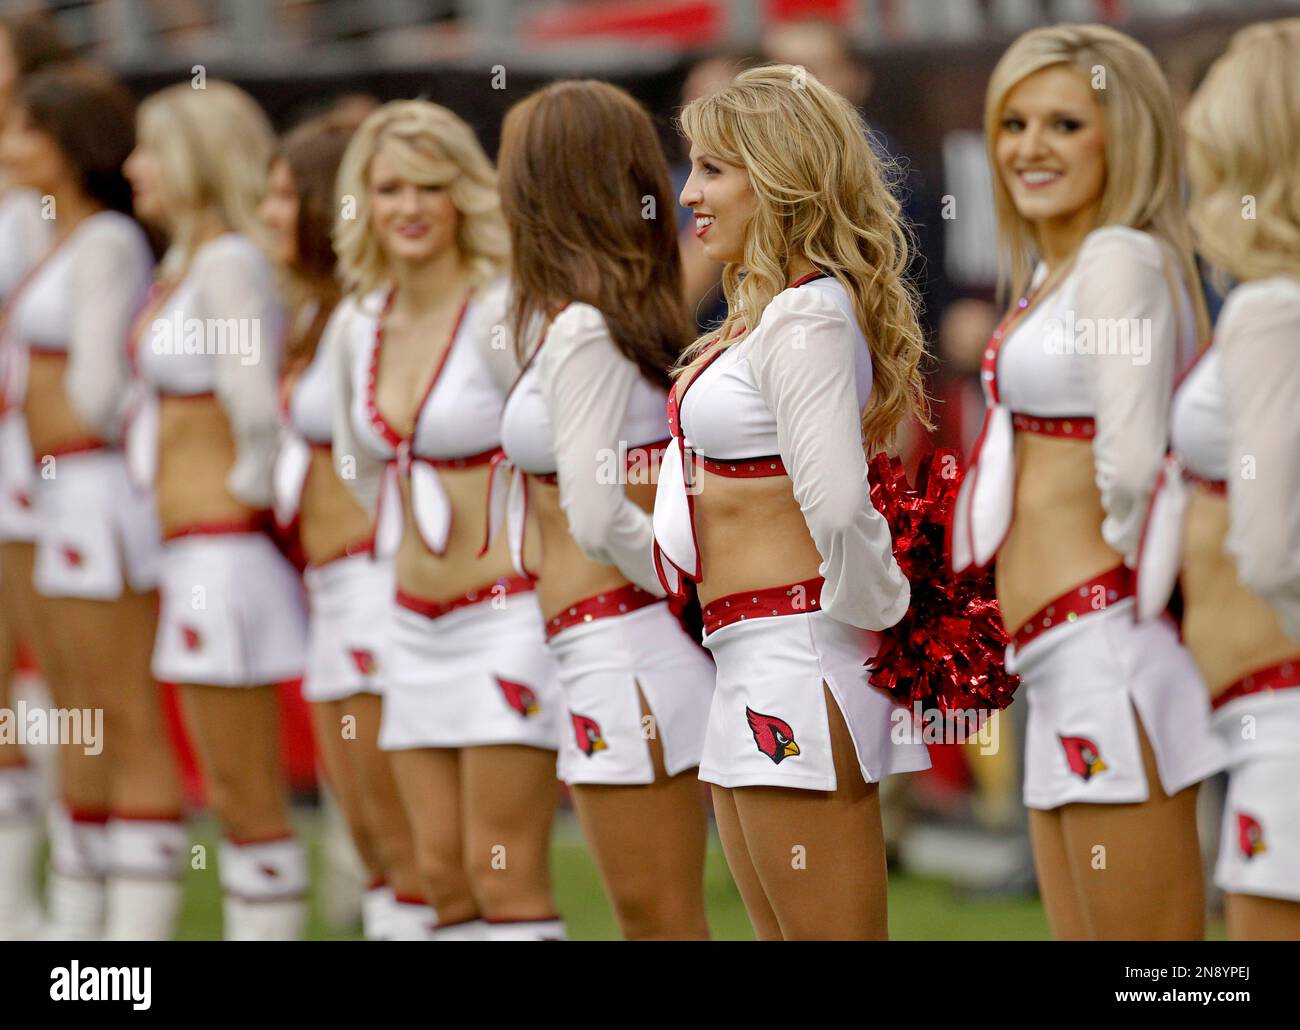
1035,201,1100,272
48,185,104,243
786,256,817,286
391,247,469,312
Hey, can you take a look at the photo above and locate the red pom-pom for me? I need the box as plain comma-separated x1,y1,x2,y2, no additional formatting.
865,449,1020,712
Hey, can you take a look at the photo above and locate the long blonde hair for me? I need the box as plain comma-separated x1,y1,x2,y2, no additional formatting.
1184,19,1300,285
985,24,1209,343
333,100,507,296
677,64,929,454
137,80,274,274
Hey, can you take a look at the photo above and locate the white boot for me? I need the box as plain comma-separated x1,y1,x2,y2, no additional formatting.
483,918,567,941
103,817,188,940
0,766,43,939
385,894,438,940
219,836,308,941
42,804,107,940
362,884,393,940
430,918,488,941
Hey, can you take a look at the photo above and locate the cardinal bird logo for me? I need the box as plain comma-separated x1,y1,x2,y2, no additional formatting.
1060,735,1107,780
1237,812,1266,859
497,678,539,718
61,544,83,567
350,649,377,677
571,713,607,757
746,707,800,764
180,625,202,652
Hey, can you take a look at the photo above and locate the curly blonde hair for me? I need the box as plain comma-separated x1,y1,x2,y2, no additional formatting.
676,64,929,454
333,100,507,295
1184,19,1300,285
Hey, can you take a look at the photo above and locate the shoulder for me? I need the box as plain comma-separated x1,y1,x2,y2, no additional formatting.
1075,225,1166,272
193,232,270,279
74,211,150,262
751,278,859,359
1217,276,1300,353
541,302,618,367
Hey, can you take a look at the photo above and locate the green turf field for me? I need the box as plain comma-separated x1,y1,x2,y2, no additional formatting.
169,811,1065,940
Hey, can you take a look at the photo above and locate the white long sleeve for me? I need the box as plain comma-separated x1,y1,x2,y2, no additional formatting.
537,303,664,596
1073,227,1182,563
328,295,386,517
747,286,909,631
193,238,285,508
1218,277,1300,641
65,216,152,442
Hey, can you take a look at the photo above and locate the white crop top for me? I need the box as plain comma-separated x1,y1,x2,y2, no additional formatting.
490,302,670,592
7,210,152,443
1170,347,1227,484
127,233,284,507
332,278,515,557
952,226,1197,573
652,276,909,631
0,189,49,303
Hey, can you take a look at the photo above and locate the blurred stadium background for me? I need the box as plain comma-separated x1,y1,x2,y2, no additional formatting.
5,0,1292,938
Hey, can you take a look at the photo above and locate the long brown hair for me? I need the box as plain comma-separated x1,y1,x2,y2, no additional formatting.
275,108,367,371
497,80,688,387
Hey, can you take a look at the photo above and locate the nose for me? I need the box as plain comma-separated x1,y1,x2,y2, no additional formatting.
1018,120,1050,160
679,170,701,209
399,184,423,214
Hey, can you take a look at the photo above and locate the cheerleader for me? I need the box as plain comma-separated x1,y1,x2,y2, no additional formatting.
657,66,931,940
0,10,66,939
1145,19,1300,939
2,62,188,941
494,80,715,940
331,101,564,941
952,25,1226,939
260,110,423,940
123,81,308,940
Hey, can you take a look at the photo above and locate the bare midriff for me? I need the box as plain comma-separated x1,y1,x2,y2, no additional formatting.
995,434,1124,634
1180,489,1300,697
298,448,372,565
156,395,257,536
23,353,101,458
532,478,656,624
394,462,522,603
693,471,822,608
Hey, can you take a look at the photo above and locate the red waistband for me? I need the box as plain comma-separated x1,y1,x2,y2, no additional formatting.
396,575,534,621
702,575,825,636
163,513,273,542
158,390,217,401
544,582,663,639
1212,658,1300,712
695,452,787,478
1011,413,1095,439
415,445,500,471
1011,563,1133,649
34,436,109,461
1185,469,1226,494
532,440,671,487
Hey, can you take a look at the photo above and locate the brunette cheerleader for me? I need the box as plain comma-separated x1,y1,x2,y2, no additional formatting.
123,81,308,940
331,101,564,941
1136,19,1300,939
952,25,1226,939
0,10,65,939
656,66,931,940
494,81,715,940
261,110,423,940
1,62,188,941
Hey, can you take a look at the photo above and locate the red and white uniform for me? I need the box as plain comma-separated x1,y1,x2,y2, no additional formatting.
333,279,561,752
274,306,393,704
129,233,306,687
953,226,1224,808
0,189,51,542
6,210,160,600
495,301,713,784
653,274,929,791
1142,277,1300,902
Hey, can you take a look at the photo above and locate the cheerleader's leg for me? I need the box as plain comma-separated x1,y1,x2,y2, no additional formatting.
710,784,782,940
725,686,889,941
569,685,710,941
388,746,479,926
1056,712,1204,940
310,697,384,880
1028,807,1090,939
462,743,563,938
1226,893,1300,940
